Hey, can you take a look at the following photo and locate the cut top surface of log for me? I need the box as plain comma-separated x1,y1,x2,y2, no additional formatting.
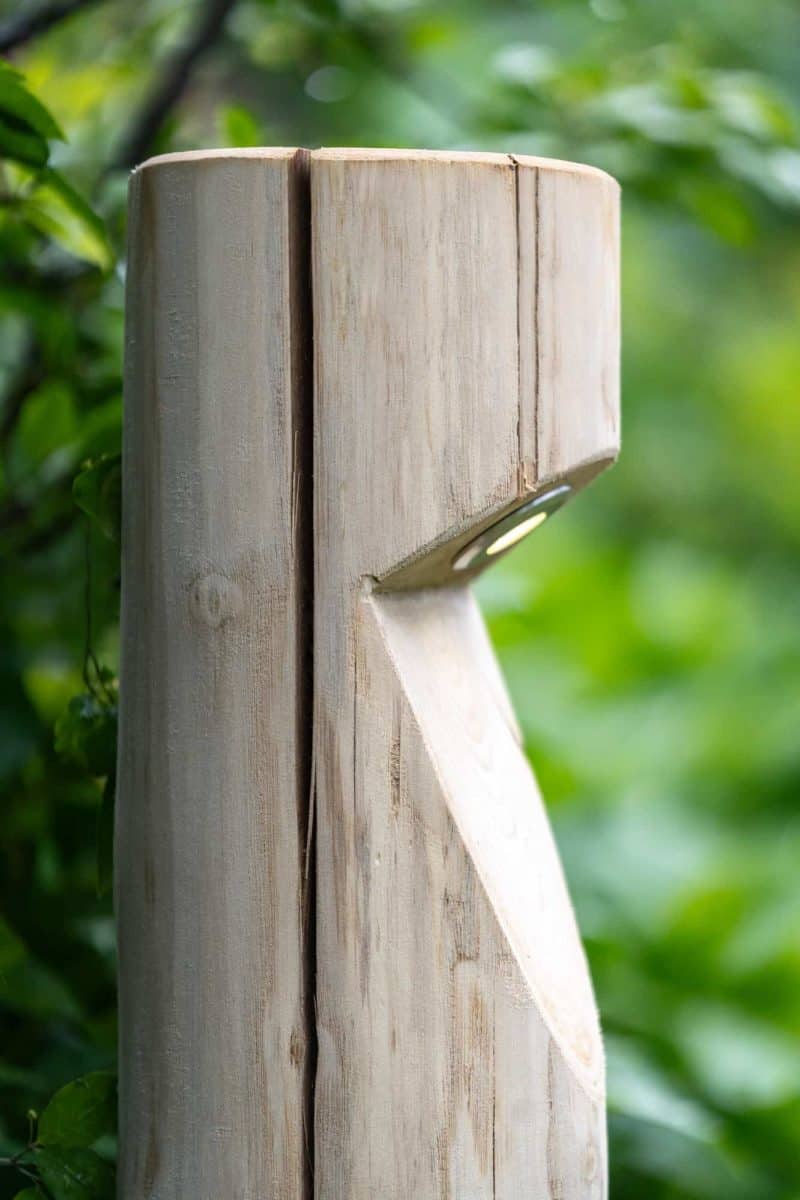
138,144,617,173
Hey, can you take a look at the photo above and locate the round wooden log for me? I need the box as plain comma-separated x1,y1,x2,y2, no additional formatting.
118,147,620,1200
117,148,313,1198
311,149,619,1199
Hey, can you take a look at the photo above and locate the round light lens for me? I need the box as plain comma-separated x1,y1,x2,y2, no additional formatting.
485,510,549,556
452,484,572,572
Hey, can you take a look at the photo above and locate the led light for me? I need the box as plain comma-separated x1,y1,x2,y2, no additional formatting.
453,484,572,572
485,510,548,556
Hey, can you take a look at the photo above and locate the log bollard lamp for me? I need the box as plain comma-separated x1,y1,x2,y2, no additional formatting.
117,147,620,1199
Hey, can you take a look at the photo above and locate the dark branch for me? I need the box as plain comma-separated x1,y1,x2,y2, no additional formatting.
0,0,102,55
111,0,238,172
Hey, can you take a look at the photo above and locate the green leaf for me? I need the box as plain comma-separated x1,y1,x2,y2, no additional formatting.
13,1190,43,1199
54,692,117,778
35,1147,115,1200
13,380,79,472
22,169,114,271
0,116,48,168
72,454,121,540
38,1072,116,1149
96,773,115,899
0,64,61,167
0,64,64,140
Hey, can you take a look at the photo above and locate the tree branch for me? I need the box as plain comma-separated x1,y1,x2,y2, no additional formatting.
0,0,102,55
111,0,238,172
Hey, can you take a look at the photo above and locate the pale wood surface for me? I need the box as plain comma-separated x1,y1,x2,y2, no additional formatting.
119,146,619,1200
311,149,619,1198
117,149,312,1199
514,154,620,485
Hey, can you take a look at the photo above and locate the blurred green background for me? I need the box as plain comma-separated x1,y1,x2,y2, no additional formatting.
1,0,799,1197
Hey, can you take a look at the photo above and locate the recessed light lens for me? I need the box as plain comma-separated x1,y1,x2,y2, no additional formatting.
453,484,572,572
485,510,548,556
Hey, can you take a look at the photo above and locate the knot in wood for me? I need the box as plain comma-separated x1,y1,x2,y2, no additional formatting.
189,572,242,628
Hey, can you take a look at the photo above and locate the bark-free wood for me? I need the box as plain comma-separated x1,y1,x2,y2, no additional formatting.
117,148,312,1199
311,149,619,1199
119,145,620,1200
515,154,620,484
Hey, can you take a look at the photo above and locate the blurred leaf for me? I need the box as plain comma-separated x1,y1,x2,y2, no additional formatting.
0,64,62,168
35,1146,115,1200
38,1073,116,1149
22,170,114,271
0,65,63,142
607,1034,720,1141
72,455,121,542
0,955,82,1022
0,118,49,168
678,178,756,245
677,1006,800,1110
710,72,796,142
492,43,557,88
12,381,78,482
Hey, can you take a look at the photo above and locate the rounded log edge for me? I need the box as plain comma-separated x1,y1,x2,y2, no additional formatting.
135,144,619,189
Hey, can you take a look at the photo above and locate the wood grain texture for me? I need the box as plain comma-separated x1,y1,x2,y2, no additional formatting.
116,148,312,1200
310,149,619,1198
514,154,620,486
119,145,619,1200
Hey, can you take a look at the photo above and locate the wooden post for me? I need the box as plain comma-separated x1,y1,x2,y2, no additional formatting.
116,149,313,1198
118,148,619,1199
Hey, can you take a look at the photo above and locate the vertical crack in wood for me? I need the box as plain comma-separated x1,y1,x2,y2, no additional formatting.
510,154,523,489
119,150,324,1199
289,147,317,1200
491,985,497,1198
353,638,359,828
533,167,542,478
546,1040,558,1200
513,156,525,492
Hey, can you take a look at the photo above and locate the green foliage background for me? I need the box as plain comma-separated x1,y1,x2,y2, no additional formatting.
1,0,799,1196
